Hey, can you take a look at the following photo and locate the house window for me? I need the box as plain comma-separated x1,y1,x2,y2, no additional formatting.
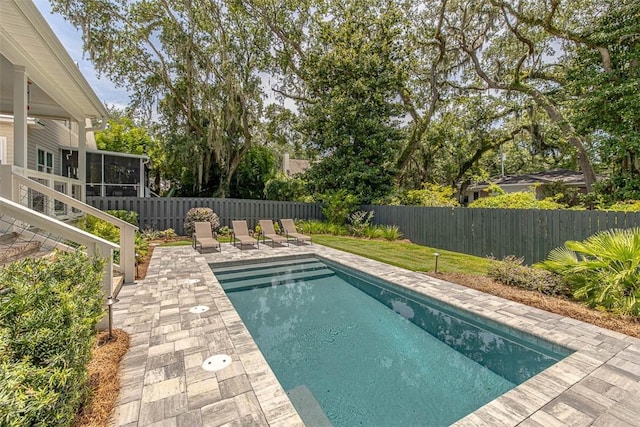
37,148,54,174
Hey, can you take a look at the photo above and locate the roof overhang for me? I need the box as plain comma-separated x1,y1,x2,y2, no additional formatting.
0,0,108,122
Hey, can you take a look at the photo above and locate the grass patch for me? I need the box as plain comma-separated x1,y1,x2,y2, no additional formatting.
312,235,493,275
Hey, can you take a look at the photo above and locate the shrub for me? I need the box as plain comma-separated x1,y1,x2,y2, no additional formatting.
184,207,220,236
364,224,384,239
403,183,460,207
488,256,570,296
536,228,640,315
319,190,359,225
349,210,374,237
105,209,139,226
217,226,231,237
381,225,404,241
296,219,329,234
469,187,567,209
0,251,105,426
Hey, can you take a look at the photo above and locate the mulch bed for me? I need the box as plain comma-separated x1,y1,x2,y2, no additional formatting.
433,272,640,338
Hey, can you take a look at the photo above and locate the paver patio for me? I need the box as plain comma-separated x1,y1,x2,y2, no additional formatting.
111,242,640,426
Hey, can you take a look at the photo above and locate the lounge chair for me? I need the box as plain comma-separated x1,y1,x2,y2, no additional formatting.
259,219,289,247
231,220,259,249
192,221,221,253
280,219,312,245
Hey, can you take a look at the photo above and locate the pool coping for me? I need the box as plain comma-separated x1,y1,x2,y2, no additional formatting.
112,243,640,426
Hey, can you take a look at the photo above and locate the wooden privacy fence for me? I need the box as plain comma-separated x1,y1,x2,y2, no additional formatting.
87,197,323,235
363,205,640,264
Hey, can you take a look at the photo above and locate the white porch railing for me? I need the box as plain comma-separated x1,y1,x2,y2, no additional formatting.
0,196,118,329
0,165,137,282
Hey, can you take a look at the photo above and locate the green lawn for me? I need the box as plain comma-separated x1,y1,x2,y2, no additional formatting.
311,235,493,275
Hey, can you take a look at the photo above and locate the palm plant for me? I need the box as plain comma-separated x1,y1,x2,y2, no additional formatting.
536,228,640,315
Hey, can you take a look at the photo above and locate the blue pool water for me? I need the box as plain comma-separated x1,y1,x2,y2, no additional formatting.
212,257,570,426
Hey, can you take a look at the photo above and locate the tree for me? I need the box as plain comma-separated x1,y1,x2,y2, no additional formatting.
565,0,640,200
51,0,270,197
295,0,406,203
230,146,276,199
95,117,152,155
443,0,600,191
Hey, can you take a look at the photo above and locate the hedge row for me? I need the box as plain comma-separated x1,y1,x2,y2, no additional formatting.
0,251,105,426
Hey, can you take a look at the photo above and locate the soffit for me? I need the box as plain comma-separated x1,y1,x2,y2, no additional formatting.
0,0,107,121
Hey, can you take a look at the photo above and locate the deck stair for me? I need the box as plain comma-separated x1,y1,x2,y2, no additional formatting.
213,257,335,292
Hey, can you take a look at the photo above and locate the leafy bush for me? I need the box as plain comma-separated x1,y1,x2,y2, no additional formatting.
536,228,640,315
0,251,105,426
469,186,567,209
319,190,359,225
349,210,374,237
264,174,308,201
297,219,330,234
364,225,384,239
404,183,460,207
381,225,404,241
488,256,570,296
605,200,640,212
105,209,139,226
217,226,231,237
184,207,220,236
328,223,349,236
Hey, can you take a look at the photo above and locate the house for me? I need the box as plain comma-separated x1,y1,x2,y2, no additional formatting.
282,152,310,176
0,0,147,202
463,169,592,203
0,0,137,286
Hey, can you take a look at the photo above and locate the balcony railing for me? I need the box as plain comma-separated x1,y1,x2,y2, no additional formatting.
0,165,137,282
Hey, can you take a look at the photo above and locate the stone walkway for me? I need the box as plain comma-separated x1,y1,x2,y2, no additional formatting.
110,242,640,426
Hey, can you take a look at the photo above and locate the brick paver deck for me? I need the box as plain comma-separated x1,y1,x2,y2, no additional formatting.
111,242,640,426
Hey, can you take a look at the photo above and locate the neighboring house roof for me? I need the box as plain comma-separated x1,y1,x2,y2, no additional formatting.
287,159,310,176
469,169,590,190
0,0,108,121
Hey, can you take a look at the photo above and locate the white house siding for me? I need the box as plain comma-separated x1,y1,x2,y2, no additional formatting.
27,119,77,175
0,123,14,166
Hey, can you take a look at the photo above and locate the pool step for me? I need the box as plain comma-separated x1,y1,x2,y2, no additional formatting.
212,257,319,274
287,385,333,427
214,261,327,283
221,268,335,292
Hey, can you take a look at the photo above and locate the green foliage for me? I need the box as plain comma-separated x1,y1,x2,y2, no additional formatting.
105,210,139,227
566,0,640,201
364,225,385,239
231,146,277,200
299,1,405,203
183,208,221,236
264,173,308,201
95,116,153,155
488,256,570,296
605,201,640,212
403,183,460,207
319,190,359,225
0,252,105,426
380,225,403,241
468,188,567,209
536,228,640,315
348,210,374,237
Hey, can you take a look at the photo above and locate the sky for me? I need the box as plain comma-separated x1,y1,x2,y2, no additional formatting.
33,0,131,109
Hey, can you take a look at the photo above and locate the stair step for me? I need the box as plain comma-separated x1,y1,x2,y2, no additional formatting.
211,257,319,274
214,261,327,283
222,268,335,292
0,232,18,244
0,241,43,265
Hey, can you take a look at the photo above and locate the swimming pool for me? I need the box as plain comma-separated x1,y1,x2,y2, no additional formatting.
212,257,572,426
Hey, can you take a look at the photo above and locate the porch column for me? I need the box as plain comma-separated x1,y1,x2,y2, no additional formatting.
78,119,86,201
13,65,28,168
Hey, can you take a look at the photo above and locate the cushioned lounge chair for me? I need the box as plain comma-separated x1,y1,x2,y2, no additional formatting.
259,219,289,247
280,219,312,244
192,221,221,253
231,220,259,249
